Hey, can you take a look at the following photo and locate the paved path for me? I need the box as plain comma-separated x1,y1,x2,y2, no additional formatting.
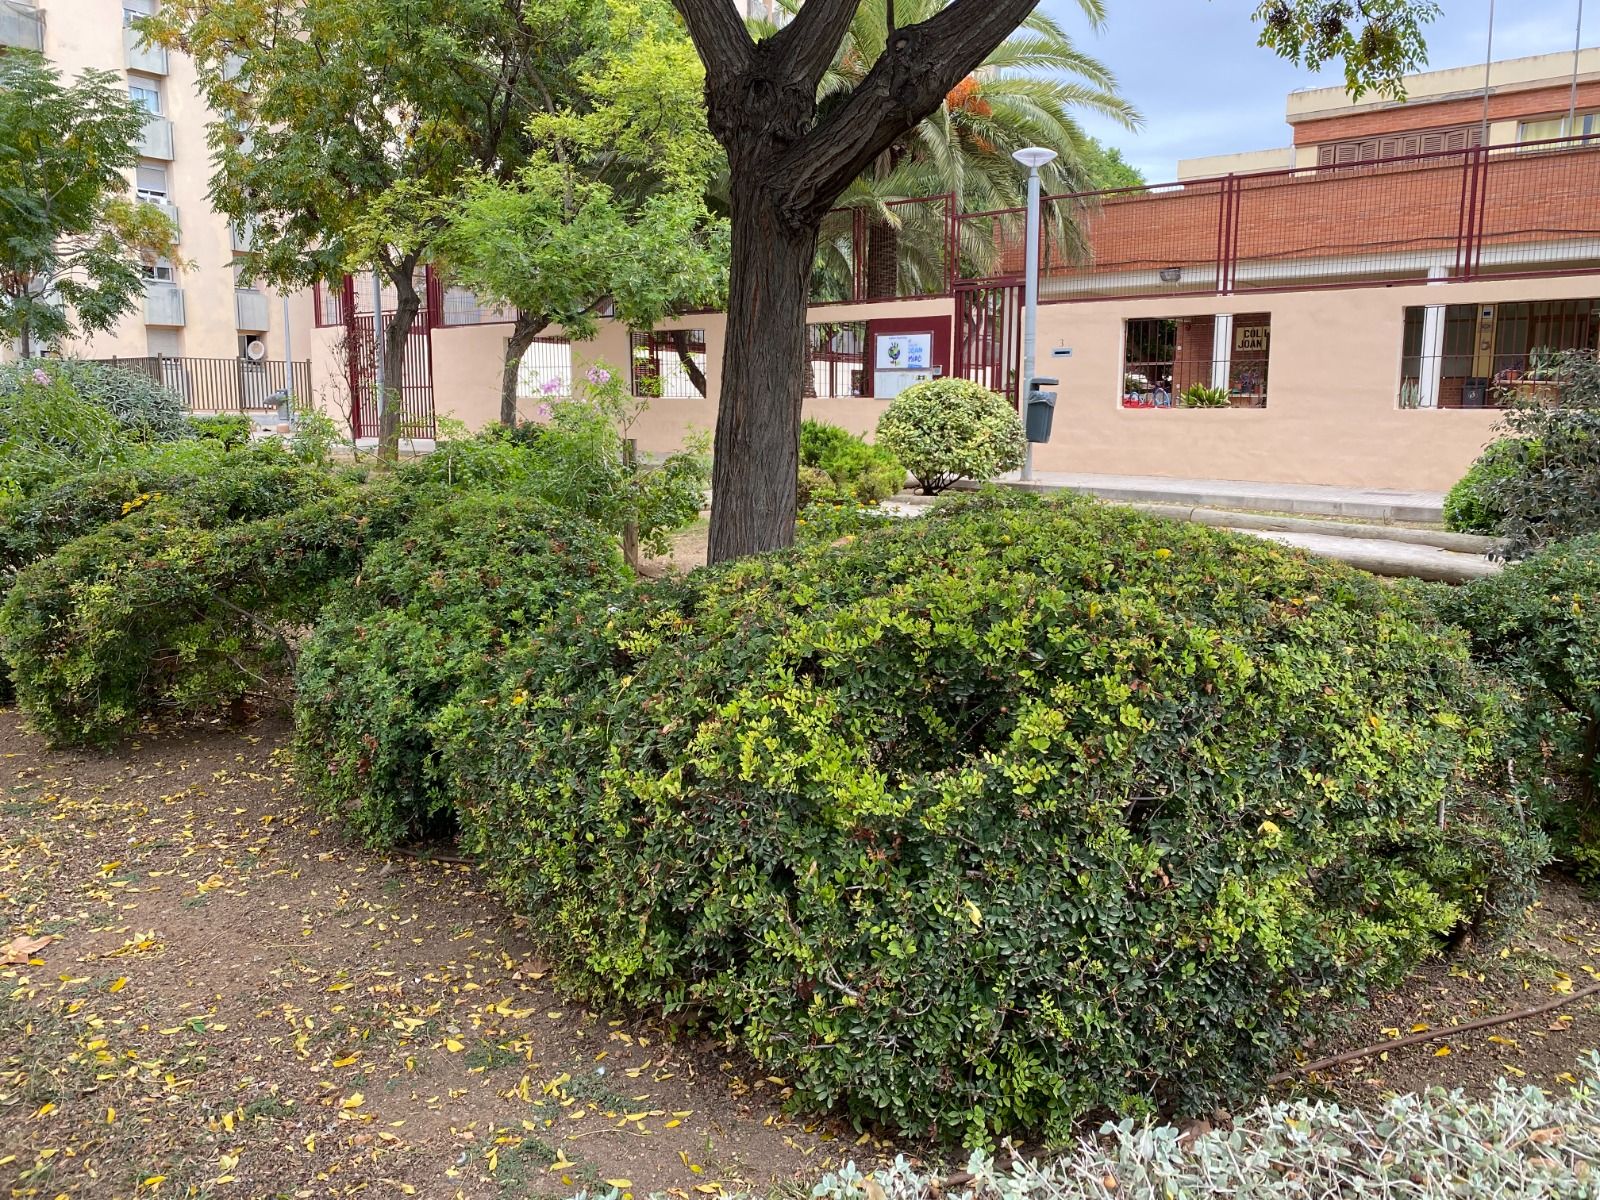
1009,472,1445,523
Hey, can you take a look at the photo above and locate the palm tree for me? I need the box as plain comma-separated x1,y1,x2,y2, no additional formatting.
779,0,1139,299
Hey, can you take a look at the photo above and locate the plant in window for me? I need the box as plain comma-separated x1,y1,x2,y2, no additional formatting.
1180,382,1230,408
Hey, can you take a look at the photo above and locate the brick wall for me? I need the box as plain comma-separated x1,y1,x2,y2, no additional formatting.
1291,80,1600,145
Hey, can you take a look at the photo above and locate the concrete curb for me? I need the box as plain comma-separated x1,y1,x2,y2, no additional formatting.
1122,502,1502,555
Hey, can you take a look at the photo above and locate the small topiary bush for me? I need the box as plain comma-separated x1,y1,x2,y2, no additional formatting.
1443,437,1529,535
294,492,626,848
798,420,904,506
875,379,1024,494
442,491,1539,1144
1439,534,1600,882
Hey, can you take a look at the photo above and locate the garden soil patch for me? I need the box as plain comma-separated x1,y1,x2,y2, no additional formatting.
1273,872,1600,1106
0,712,898,1200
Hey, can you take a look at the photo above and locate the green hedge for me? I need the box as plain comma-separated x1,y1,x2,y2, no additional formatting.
441,491,1539,1144
798,420,904,506
1442,438,1528,535
0,475,413,745
294,492,626,848
1439,534,1600,881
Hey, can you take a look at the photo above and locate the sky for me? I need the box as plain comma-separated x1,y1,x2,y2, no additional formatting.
1047,0,1593,181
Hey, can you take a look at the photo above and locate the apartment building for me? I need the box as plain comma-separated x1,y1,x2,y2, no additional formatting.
2,0,307,404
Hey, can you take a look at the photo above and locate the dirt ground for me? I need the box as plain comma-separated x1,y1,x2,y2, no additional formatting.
0,712,899,1200
5,708,1600,1200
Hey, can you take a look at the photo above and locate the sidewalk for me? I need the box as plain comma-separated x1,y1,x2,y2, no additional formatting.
1006,471,1446,524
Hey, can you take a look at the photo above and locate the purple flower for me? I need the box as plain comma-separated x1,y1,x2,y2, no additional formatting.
541,376,564,395
31,368,49,386
585,366,612,386
535,403,553,420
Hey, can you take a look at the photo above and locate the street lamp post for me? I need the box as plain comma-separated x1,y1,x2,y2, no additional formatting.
1013,146,1057,482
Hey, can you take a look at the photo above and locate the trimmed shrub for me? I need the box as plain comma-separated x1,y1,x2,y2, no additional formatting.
1483,349,1600,557
294,493,626,848
1439,534,1600,881
799,420,904,505
1442,437,1528,535
875,379,1024,495
0,475,413,746
442,491,1538,1144
189,412,255,448
0,441,333,582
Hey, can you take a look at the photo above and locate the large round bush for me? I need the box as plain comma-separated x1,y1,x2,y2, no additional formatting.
875,378,1024,494
1442,438,1529,535
442,492,1537,1144
295,492,626,848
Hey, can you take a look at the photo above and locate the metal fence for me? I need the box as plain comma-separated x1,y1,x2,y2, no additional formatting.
630,329,708,399
95,355,312,413
812,195,958,304
1120,316,1270,408
955,137,1600,301
806,322,867,397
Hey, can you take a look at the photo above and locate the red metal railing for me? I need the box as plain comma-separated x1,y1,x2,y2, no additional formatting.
956,136,1600,301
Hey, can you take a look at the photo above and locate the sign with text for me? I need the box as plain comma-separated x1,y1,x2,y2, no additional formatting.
1235,325,1269,353
876,332,933,371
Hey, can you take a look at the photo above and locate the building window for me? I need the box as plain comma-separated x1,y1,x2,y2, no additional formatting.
314,280,345,328
1316,124,1482,167
516,339,574,401
1518,110,1600,146
630,329,708,399
1121,314,1269,408
807,322,867,398
141,257,175,284
129,81,162,115
135,163,168,203
124,0,156,25
1401,299,1600,408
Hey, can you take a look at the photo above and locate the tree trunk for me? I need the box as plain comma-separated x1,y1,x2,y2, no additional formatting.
865,217,900,299
376,270,421,463
667,328,708,398
500,312,548,425
705,192,817,563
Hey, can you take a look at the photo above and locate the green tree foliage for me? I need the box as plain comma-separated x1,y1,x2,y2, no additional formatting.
436,13,727,424
803,0,1139,298
1078,136,1145,189
295,494,627,848
1440,536,1600,882
0,54,179,356
1254,0,1440,99
149,0,608,459
1480,351,1600,558
440,492,1539,1143
875,378,1025,494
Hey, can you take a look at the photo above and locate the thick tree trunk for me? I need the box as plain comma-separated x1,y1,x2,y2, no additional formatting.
705,192,818,563
376,273,421,463
500,312,547,426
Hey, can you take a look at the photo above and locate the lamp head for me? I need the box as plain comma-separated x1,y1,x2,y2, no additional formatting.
1012,146,1059,170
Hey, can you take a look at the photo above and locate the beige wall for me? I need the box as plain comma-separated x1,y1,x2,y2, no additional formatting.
26,1,311,369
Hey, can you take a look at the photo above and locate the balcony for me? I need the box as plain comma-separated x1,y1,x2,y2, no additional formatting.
137,115,174,161
234,288,269,331
123,25,167,74
950,138,1600,303
141,198,179,232
0,1,44,51
144,284,186,327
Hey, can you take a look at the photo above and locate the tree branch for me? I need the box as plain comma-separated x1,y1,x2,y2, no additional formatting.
671,0,755,76
775,0,1040,222
769,0,862,90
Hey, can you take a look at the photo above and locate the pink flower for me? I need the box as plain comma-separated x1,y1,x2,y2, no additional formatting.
31,368,49,386
585,366,611,386
535,403,553,420
541,376,564,395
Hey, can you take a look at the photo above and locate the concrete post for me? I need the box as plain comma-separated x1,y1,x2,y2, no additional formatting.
1418,265,1449,409
1210,313,1234,391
